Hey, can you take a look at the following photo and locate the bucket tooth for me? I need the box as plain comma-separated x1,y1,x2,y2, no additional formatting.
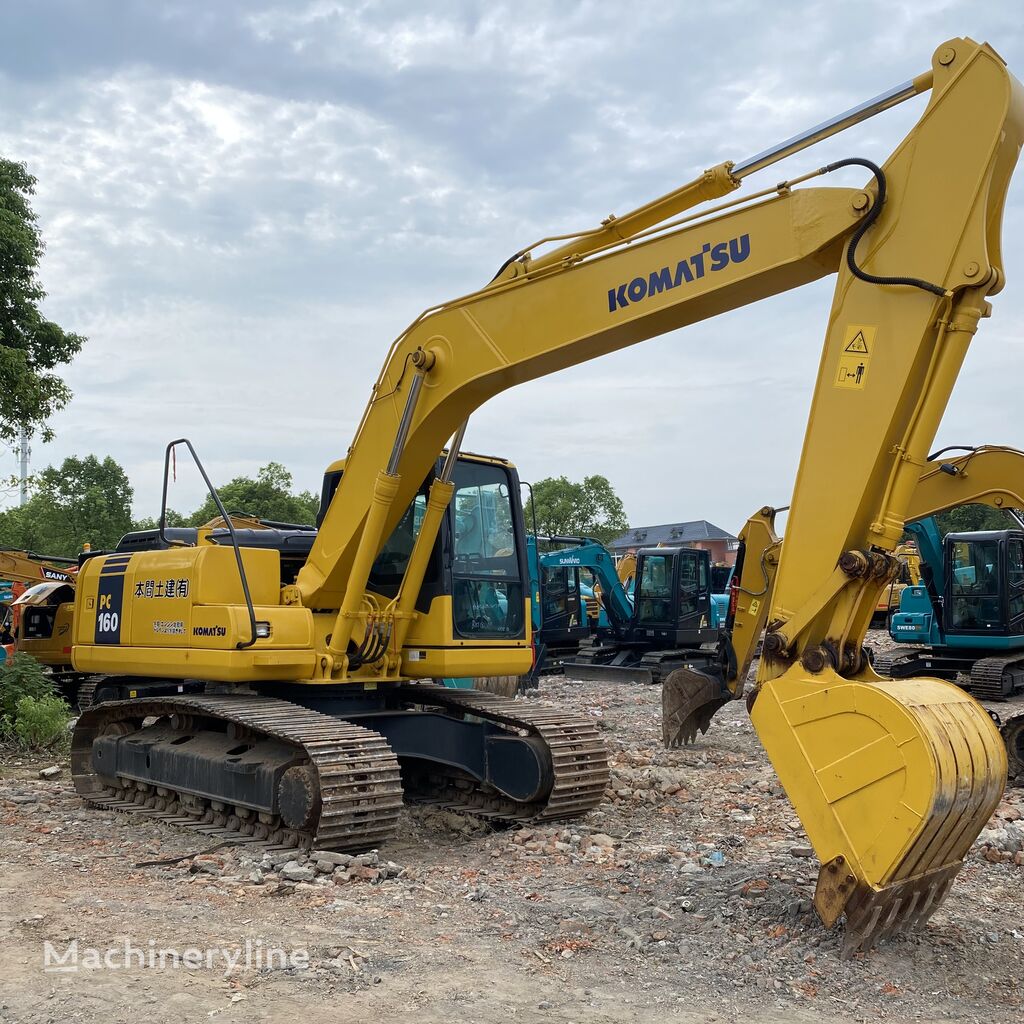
754,665,1006,951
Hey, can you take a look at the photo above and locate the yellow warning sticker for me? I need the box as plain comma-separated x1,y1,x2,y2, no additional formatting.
844,327,873,354
835,357,869,389
834,325,876,390
748,598,760,616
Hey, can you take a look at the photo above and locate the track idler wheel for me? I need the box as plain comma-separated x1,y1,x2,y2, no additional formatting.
277,764,322,831
751,665,1006,954
662,667,732,747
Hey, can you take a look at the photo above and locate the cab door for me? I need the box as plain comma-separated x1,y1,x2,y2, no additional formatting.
674,549,712,632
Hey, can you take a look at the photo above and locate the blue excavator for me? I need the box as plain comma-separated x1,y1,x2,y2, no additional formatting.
451,535,732,689
564,543,731,684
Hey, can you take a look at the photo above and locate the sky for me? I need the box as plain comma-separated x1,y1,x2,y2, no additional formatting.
2,0,1024,535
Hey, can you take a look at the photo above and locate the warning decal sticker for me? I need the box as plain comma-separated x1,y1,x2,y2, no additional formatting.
834,325,877,390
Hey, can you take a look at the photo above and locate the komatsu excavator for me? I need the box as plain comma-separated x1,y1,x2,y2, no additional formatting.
70,38,1022,951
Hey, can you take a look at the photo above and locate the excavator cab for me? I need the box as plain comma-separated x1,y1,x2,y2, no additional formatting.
632,546,714,645
945,530,1024,635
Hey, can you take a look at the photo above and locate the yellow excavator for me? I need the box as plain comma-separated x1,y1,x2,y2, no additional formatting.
68,38,1021,952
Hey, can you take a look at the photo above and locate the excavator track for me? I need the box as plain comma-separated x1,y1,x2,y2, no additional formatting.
969,656,1024,700
74,678,99,712
970,659,1024,780
72,695,404,852
567,643,704,686
870,646,926,677
395,683,609,820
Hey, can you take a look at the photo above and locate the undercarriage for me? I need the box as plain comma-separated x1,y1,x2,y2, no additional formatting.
71,682,610,852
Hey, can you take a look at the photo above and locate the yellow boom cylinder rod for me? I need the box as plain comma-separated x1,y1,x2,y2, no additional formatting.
327,470,401,664
521,162,739,277
390,477,455,659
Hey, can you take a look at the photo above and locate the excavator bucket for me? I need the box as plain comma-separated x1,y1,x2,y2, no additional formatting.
662,666,733,747
751,667,1006,955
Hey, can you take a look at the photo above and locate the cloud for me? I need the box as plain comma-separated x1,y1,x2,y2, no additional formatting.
1,0,1024,539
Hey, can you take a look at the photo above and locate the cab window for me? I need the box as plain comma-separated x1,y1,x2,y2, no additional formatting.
677,551,705,617
950,538,1002,629
636,553,673,624
451,461,524,638
370,491,428,586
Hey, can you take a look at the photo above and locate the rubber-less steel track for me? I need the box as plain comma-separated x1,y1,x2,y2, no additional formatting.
969,656,1024,699
870,646,925,678
395,683,609,820
71,695,404,852
75,678,99,711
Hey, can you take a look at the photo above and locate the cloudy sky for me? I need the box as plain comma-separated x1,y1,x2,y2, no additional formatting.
2,1,1024,534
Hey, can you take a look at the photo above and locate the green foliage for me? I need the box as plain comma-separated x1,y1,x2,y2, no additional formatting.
526,474,628,545
130,508,188,531
0,158,86,443
186,462,319,526
0,454,134,556
2,694,71,751
0,454,319,555
0,652,56,720
933,503,1017,536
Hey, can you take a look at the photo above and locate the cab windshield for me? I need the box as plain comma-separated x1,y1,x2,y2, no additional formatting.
950,538,1001,630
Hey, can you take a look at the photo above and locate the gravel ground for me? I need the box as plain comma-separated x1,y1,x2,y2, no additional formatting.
1,634,1022,1023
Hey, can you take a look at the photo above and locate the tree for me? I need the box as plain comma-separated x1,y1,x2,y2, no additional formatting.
130,508,189,531
187,462,319,526
0,455,134,555
933,503,1017,536
0,159,86,444
526,474,628,544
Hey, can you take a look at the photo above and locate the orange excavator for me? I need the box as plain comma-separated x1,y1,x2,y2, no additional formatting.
0,549,77,665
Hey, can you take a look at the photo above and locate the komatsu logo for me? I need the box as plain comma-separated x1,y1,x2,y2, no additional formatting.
607,234,750,312
193,625,227,637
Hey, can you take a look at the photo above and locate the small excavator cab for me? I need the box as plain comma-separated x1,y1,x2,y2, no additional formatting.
538,563,587,637
631,546,713,644
944,530,1024,636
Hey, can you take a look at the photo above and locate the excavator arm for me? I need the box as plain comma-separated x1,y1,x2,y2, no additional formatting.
906,445,1024,519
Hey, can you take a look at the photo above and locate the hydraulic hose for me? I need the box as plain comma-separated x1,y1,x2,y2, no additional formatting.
821,158,949,297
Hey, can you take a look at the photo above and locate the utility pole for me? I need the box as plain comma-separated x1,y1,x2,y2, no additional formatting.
18,427,29,506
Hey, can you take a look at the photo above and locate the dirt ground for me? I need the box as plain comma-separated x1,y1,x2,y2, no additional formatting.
2,635,1022,1023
